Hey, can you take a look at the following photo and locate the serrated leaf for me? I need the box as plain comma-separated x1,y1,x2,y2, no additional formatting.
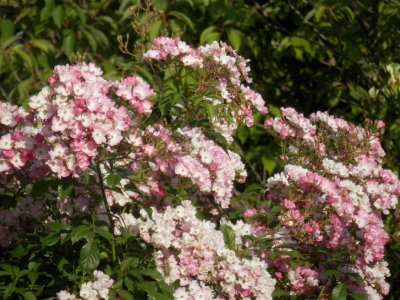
332,283,347,300
79,241,100,273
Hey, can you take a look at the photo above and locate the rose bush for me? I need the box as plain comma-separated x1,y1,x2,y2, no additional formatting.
0,37,399,300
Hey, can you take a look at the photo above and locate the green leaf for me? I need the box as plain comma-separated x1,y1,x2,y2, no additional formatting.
0,19,15,42
237,124,249,144
52,5,65,29
350,292,366,300
4,282,16,299
267,104,281,117
107,173,121,189
124,277,135,291
17,78,33,100
72,3,87,24
322,269,342,278
79,241,100,273
154,0,169,11
272,289,290,297
62,30,76,57
23,292,37,300
117,290,134,300
290,36,315,59
227,28,242,51
40,0,55,21
169,11,195,31
71,225,91,244
221,225,236,250
120,257,139,273
261,156,277,174
58,178,73,199
200,26,220,44
139,281,158,296
332,283,348,300
149,20,163,41
31,39,55,53
82,30,97,52
95,228,115,241
139,269,163,281
269,250,304,260
41,233,60,247
31,180,54,197
11,45,33,69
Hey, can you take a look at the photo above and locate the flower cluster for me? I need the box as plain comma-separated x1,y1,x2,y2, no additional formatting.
144,37,267,142
114,200,276,299
57,270,114,300
0,102,35,174
112,125,246,208
30,63,155,177
259,108,400,299
174,128,246,208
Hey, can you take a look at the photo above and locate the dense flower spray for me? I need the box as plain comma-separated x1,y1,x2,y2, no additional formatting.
144,37,267,143
114,200,276,299
250,108,400,299
0,36,398,300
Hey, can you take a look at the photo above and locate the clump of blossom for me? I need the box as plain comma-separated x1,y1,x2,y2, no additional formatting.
57,270,114,300
144,37,267,143
0,102,36,174
118,125,246,208
143,37,204,67
259,108,400,298
173,280,215,299
174,127,246,208
28,63,155,178
114,200,276,299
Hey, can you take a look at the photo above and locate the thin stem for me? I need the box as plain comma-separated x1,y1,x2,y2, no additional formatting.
96,162,115,230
